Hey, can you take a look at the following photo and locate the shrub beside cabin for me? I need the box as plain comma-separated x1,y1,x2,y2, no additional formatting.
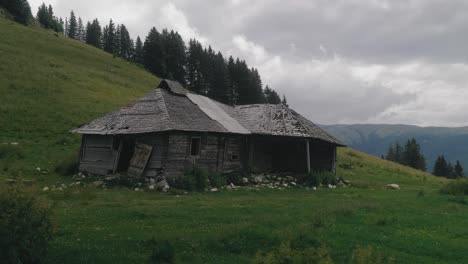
72,80,345,178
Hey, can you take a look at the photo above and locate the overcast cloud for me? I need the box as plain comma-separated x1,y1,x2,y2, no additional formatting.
29,0,468,126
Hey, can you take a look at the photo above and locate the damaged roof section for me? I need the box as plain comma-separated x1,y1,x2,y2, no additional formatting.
73,79,344,146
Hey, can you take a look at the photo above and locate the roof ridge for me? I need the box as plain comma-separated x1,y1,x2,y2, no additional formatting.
157,89,173,128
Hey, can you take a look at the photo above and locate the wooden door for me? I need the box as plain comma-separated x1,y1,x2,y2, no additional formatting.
127,144,153,177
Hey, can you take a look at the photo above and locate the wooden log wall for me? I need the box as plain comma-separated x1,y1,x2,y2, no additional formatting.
79,135,118,175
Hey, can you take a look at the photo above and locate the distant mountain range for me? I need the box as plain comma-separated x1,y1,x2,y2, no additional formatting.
321,124,468,172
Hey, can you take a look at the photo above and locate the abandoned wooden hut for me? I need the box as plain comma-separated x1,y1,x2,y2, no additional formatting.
72,79,345,178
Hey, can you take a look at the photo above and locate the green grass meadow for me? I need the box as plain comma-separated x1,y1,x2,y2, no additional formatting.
1,18,468,263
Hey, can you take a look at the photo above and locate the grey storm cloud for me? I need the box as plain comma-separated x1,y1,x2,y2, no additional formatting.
28,0,468,126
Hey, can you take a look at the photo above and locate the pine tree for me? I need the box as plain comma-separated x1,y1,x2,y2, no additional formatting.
143,27,166,77
447,162,454,179
118,24,132,60
282,95,288,107
227,56,239,104
386,144,396,162
163,30,186,85
102,19,116,54
264,85,281,104
36,3,62,32
77,17,84,42
133,36,144,64
433,155,449,177
64,17,68,36
454,160,464,178
402,138,426,171
85,19,102,48
0,0,32,24
68,10,77,39
185,39,204,94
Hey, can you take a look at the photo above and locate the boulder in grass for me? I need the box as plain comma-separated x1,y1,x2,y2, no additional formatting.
386,184,400,190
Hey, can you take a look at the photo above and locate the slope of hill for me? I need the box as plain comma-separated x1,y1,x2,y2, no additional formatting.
322,124,468,171
0,18,159,177
3,18,468,263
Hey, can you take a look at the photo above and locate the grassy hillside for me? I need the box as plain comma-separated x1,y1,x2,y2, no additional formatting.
323,124,468,171
0,18,159,177
2,18,468,263
41,149,460,264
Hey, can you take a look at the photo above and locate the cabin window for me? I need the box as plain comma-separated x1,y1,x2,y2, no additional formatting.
231,153,239,161
190,137,201,156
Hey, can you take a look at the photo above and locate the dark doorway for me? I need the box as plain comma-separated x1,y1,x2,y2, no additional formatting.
117,138,136,172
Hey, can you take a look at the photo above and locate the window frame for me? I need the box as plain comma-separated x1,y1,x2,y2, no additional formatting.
190,137,202,156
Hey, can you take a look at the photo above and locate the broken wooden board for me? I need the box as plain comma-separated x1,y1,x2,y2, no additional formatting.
127,144,153,177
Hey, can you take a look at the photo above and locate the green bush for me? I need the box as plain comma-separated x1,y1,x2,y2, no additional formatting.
298,170,338,187
147,238,175,264
252,241,334,264
0,144,24,160
168,167,208,192
440,179,468,196
0,186,53,264
209,173,226,188
54,155,78,176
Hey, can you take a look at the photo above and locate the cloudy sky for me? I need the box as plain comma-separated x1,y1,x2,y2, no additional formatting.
29,0,468,126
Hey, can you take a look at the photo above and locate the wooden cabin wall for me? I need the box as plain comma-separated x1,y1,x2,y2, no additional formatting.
222,136,243,173
309,141,335,171
79,135,118,175
163,132,243,178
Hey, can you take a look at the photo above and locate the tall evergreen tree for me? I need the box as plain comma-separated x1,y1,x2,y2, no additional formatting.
143,27,166,77
0,0,32,24
433,155,449,177
386,144,396,162
102,19,116,54
64,17,68,36
118,24,132,60
77,17,85,41
402,138,426,171
85,19,102,48
282,95,289,107
163,30,186,85
227,56,239,104
185,39,204,94
454,160,464,178
133,36,144,64
264,85,281,104
67,10,77,39
36,3,62,32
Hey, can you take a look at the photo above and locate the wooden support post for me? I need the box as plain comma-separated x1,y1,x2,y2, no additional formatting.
306,140,311,173
332,146,337,175
248,137,254,172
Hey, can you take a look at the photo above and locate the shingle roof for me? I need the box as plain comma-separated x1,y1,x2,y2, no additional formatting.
73,80,344,146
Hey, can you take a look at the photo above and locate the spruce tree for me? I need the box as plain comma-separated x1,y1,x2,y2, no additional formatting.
447,162,454,179
0,0,32,24
85,19,102,49
133,36,144,64
36,3,62,32
186,39,204,94
77,17,84,42
68,10,77,39
282,95,289,107
163,30,186,85
433,155,448,177
264,85,281,104
102,19,116,54
454,160,464,178
386,144,396,162
143,27,166,77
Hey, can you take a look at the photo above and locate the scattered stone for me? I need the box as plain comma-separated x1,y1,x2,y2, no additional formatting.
36,167,41,171
282,183,288,188
210,188,219,192
343,179,351,185
10,142,19,145
134,188,140,191
253,176,264,183
313,187,317,191
291,182,297,186
42,187,49,191
105,176,117,181
93,181,103,187
386,184,400,190
241,177,249,184
57,187,63,191
148,185,155,190
149,178,156,184
328,184,336,189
